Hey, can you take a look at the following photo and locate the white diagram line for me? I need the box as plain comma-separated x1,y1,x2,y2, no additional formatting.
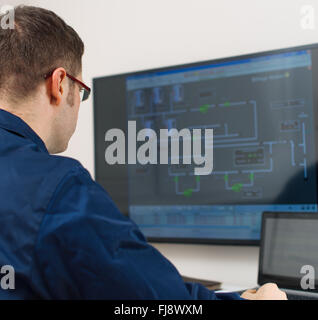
298,122,307,155
290,140,296,166
300,158,308,180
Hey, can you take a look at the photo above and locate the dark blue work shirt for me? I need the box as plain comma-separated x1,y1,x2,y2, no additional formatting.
0,109,241,300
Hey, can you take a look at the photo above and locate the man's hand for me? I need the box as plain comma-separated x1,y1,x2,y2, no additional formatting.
241,283,288,300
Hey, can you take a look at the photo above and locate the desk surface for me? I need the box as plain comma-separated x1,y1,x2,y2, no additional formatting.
152,243,259,291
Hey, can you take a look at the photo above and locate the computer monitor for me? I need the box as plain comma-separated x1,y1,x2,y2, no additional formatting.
93,43,318,245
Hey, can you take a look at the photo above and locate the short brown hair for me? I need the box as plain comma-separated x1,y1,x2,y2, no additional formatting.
0,5,84,102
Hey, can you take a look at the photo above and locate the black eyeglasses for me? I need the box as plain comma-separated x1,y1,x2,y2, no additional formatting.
44,71,91,102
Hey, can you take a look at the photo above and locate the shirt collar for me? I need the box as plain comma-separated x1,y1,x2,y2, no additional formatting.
0,109,49,154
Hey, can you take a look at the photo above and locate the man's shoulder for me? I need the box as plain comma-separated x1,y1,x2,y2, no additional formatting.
1,132,87,181
47,153,85,174
48,154,93,186
10,147,92,199
24,149,86,176
41,153,92,187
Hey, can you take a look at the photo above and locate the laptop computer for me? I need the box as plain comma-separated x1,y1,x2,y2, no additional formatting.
241,212,318,300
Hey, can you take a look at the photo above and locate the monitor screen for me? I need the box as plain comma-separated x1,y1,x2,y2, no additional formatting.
259,213,318,290
93,44,318,245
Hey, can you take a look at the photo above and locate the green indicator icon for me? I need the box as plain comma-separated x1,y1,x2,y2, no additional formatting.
249,173,254,181
199,104,210,114
174,176,179,183
224,102,231,107
224,174,229,182
231,183,243,193
183,189,193,197
196,176,201,183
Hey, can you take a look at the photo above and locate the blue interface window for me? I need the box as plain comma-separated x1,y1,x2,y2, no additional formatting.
126,50,318,241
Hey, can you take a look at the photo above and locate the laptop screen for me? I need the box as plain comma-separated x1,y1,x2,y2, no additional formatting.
259,213,318,290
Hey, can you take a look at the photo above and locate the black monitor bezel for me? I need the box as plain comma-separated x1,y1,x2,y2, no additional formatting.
93,43,318,247
258,212,318,291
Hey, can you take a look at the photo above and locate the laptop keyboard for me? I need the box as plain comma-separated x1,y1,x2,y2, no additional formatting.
236,289,318,300
286,293,318,300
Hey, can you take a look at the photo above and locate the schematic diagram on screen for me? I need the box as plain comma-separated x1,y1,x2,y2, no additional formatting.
127,74,314,203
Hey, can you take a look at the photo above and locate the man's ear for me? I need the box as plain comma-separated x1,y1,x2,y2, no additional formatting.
48,68,67,105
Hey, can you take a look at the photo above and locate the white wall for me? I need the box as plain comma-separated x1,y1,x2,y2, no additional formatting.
5,0,318,287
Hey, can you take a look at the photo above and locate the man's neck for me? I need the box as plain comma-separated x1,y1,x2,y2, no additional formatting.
0,102,52,153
